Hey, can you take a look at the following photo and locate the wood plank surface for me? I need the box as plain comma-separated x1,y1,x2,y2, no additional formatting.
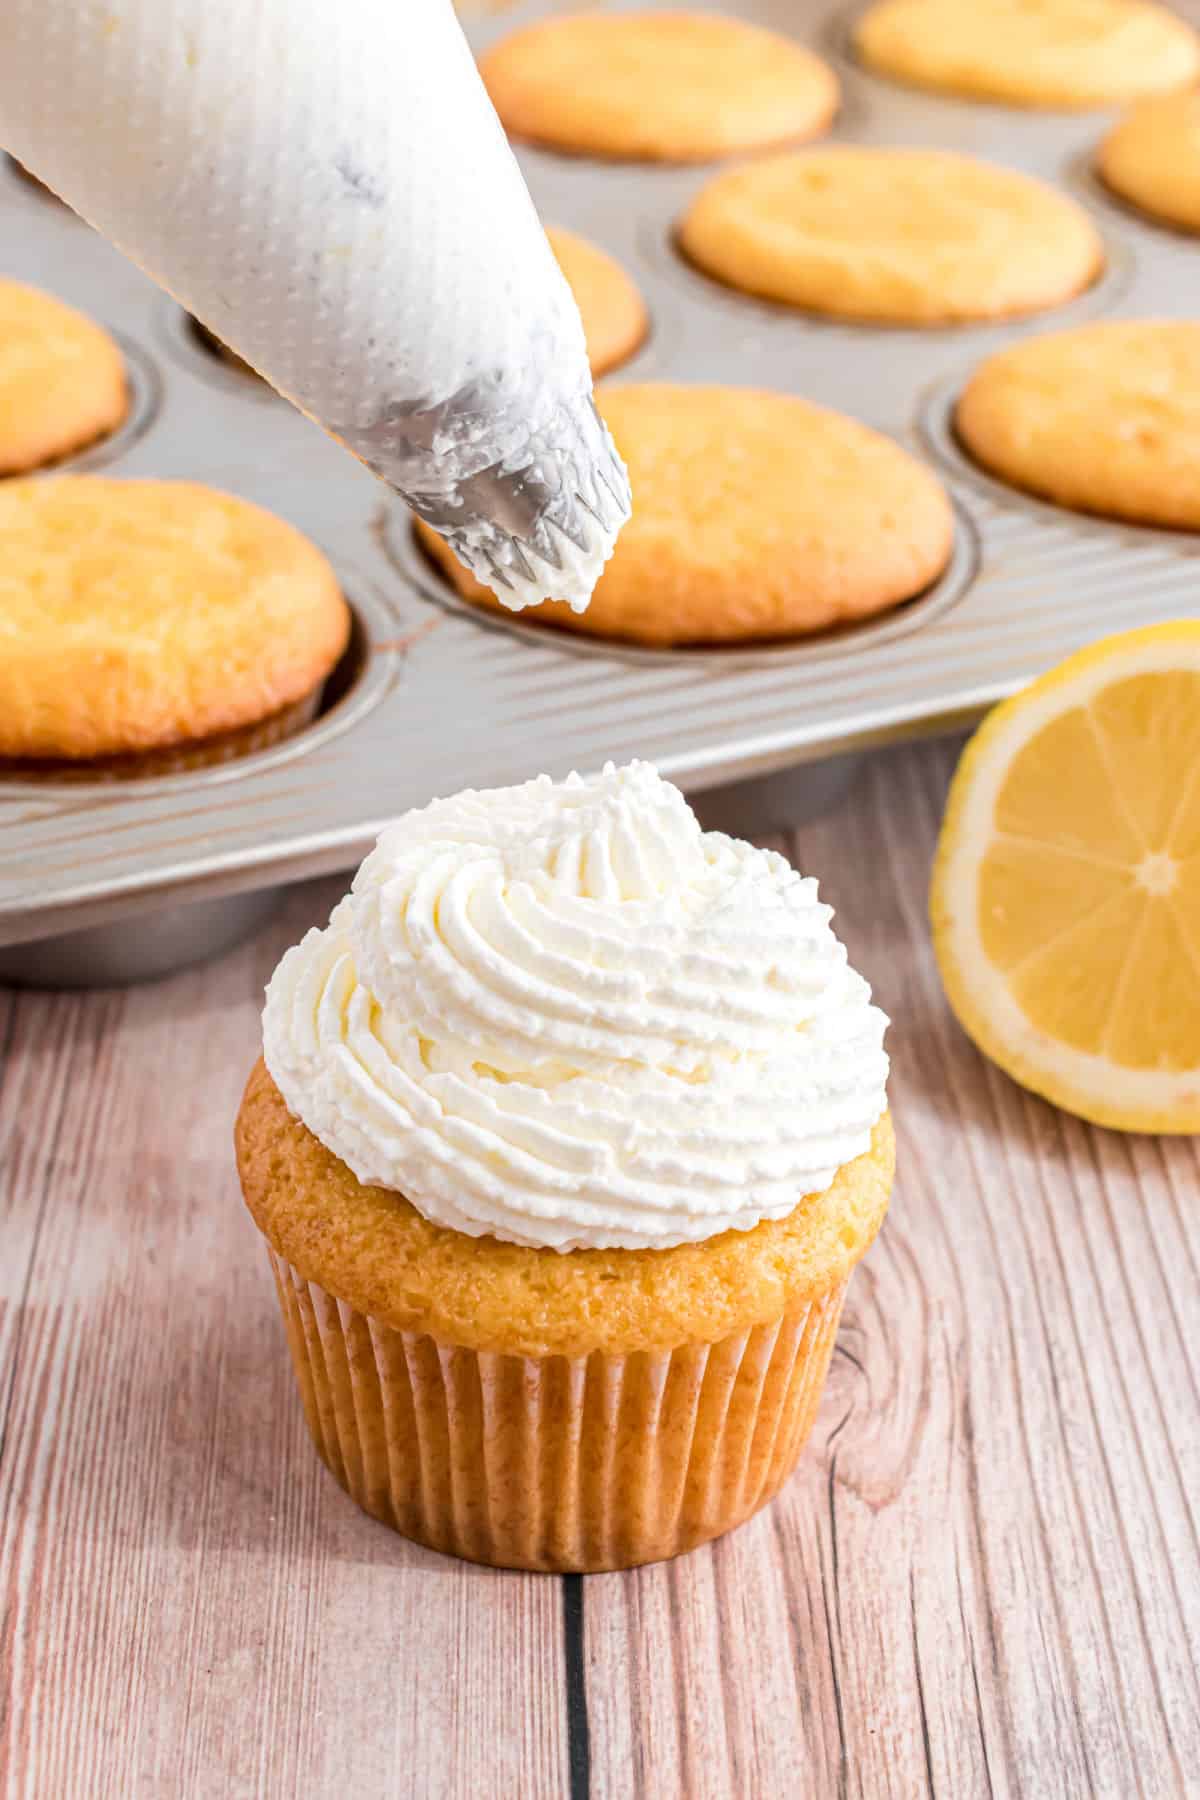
1,735,1198,1799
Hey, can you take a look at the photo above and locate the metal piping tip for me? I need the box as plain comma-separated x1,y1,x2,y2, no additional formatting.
407,393,631,611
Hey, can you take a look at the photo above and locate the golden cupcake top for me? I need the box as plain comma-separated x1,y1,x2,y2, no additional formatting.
1098,87,1200,232
0,476,349,759
955,319,1200,530
547,225,647,376
854,0,1200,109
0,278,127,473
679,147,1103,325
481,10,839,162
419,383,954,645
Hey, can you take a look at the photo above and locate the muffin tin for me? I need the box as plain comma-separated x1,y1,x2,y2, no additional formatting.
2,0,1198,983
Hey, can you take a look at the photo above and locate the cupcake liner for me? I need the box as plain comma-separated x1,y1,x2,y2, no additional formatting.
268,1249,849,1572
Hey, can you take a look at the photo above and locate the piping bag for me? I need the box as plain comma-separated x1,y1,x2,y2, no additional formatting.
0,0,631,610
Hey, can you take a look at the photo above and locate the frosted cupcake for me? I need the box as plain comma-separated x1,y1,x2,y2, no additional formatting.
236,762,892,1570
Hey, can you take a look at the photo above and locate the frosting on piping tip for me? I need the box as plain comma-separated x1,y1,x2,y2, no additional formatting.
263,761,889,1251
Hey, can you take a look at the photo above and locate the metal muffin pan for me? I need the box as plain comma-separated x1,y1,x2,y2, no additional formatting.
2,0,1199,982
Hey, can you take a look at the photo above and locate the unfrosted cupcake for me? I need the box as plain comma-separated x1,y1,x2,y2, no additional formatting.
0,279,127,473
236,762,893,1570
0,476,349,772
417,383,954,646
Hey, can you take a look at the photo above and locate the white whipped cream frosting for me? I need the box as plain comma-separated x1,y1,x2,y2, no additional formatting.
263,763,889,1252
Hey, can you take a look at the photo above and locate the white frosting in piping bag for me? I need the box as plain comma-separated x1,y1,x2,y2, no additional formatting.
263,763,890,1253
0,0,628,608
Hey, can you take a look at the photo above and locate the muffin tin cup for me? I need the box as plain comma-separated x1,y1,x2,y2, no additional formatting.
0,683,329,988
268,1249,849,1573
5,0,1200,983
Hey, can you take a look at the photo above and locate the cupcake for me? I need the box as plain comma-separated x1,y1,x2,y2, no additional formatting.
236,762,893,1571
547,226,647,376
0,278,127,473
0,476,349,773
417,384,953,646
480,12,839,164
678,147,1103,325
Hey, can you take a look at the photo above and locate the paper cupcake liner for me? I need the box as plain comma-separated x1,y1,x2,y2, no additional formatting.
267,1250,850,1572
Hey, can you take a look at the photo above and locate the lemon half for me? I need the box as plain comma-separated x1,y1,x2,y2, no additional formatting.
931,622,1200,1133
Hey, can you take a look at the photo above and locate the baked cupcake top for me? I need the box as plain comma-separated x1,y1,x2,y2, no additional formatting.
854,0,1200,110
955,319,1200,530
418,383,954,646
678,147,1103,325
263,762,889,1252
0,278,127,474
1097,88,1200,233
481,11,839,164
547,226,647,376
0,476,349,759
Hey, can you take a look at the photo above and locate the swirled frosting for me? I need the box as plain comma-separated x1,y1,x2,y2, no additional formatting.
262,762,889,1252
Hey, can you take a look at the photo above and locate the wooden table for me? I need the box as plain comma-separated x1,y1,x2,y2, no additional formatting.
2,736,1197,1799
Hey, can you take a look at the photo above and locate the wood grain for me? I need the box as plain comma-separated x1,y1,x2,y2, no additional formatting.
581,744,1200,1800
0,890,567,1800
2,735,1198,1799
